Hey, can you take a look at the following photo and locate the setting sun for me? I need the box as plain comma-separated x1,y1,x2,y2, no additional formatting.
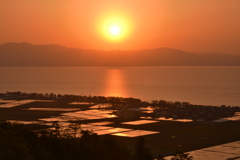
110,25,120,35
97,11,133,42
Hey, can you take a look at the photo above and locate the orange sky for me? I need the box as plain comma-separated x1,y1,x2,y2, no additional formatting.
1,0,240,54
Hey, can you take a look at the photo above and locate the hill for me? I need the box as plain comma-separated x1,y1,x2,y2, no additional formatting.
1,42,240,66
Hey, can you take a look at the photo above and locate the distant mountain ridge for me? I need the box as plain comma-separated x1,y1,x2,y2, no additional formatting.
0,42,240,66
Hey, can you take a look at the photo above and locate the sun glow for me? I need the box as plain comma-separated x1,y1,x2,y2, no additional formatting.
97,11,133,42
110,25,120,35
104,69,127,97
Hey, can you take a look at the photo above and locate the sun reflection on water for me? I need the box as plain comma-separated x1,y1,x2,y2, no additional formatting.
104,69,127,97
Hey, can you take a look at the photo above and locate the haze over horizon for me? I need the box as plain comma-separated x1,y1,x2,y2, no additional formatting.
1,0,240,55
1,42,240,66
0,41,231,53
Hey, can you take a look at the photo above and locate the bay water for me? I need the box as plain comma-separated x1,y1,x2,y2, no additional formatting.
0,66,240,106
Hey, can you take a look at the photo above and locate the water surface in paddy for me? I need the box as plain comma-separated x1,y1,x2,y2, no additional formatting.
163,141,240,160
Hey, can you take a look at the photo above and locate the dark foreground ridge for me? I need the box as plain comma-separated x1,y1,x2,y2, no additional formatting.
1,42,240,66
0,121,147,160
0,121,195,160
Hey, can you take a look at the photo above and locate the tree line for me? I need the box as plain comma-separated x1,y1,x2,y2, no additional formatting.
2,91,141,104
0,121,192,160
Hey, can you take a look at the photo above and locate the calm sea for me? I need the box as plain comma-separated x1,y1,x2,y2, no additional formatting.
0,66,240,106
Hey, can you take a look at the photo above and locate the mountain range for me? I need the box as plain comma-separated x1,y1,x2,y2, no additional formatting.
0,42,240,66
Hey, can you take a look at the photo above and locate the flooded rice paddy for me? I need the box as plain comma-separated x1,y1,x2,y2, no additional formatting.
122,120,159,125
1,99,160,137
163,141,240,160
0,99,54,108
25,108,81,111
112,130,159,137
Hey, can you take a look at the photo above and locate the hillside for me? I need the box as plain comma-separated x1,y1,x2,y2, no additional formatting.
1,42,240,66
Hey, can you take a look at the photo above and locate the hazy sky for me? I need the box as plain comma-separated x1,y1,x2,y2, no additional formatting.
1,0,240,54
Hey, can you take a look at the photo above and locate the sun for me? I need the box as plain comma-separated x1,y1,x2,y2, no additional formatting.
110,25,120,35
97,11,133,42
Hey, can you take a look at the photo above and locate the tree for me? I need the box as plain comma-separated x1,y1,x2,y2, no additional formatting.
156,153,166,160
133,137,153,160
